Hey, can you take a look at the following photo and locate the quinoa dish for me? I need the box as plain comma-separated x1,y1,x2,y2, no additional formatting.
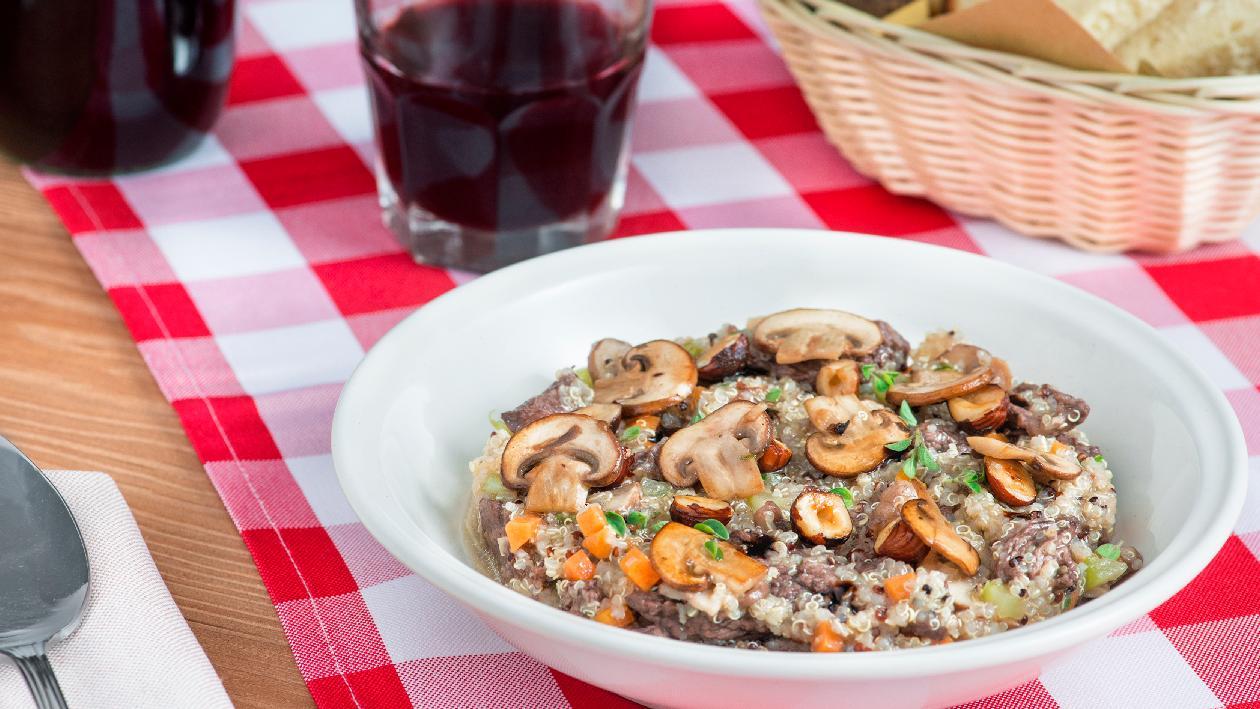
468,308,1141,652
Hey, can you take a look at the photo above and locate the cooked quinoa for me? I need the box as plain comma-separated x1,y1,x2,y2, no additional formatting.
468,309,1141,652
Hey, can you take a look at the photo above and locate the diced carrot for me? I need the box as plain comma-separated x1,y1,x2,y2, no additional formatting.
1051,441,1069,455
811,621,844,653
583,529,615,559
937,636,955,645
504,514,543,552
594,607,636,628
563,550,596,581
885,571,916,602
631,415,661,433
577,504,606,537
618,547,661,591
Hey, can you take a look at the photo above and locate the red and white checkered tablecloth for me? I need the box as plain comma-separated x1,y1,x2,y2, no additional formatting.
24,0,1260,706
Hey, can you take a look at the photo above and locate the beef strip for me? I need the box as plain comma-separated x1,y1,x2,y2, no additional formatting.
626,591,768,642
856,320,910,373
500,370,580,432
477,498,547,589
1003,383,1090,438
992,517,1081,602
918,417,971,454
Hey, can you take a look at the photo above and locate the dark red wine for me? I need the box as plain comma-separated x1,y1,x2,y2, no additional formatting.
360,0,644,232
0,0,235,174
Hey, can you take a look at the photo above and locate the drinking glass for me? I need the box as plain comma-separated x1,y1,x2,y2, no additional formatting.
355,0,652,271
0,0,236,174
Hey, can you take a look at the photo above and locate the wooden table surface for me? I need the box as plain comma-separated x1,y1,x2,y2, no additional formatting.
0,157,313,707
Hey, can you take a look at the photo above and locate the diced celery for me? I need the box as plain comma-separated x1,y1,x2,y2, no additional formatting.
641,479,673,498
575,367,593,388
1084,555,1127,590
480,474,514,500
981,580,1026,620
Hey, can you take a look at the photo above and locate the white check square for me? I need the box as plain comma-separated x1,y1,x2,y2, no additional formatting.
963,218,1135,276
246,0,356,51
638,47,698,103
287,454,360,527
1040,630,1219,709
216,319,364,395
312,85,375,146
362,575,514,662
634,142,793,209
150,212,307,282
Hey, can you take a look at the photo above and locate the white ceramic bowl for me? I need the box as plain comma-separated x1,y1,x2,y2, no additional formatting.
332,230,1247,708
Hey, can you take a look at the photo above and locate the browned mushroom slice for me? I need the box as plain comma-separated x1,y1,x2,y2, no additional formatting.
984,458,1037,507
650,522,768,593
947,385,1010,433
874,519,929,563
574,403,623,427
592,340,698,416
901,499,980,575
816,360,860,397
500,414,626,513
966,435,1036,462
751,308,883,365
670,495,734,526
791,489,853,545
990,358,1013,391
757,438,792,472
887,347,996,408
588,338,631,379
695,332,749,382
806,410,911,477
1027,452,1082,482
658,401,771,499
803,395,878,433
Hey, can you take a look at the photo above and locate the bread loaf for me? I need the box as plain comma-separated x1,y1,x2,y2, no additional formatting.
1050,0,1174,50
1114,0,1260,77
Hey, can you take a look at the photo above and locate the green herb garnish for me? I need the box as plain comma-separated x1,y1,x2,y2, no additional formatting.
898,400,917,427
1095,543,1121,560
694,518,731,541
862,367,901,401
604,511,628,537
682,339,708,359
575,367,593,388
489,412,510,433
650,520,669,535
626,511,647,528
829,486,855,508
619,425,642,442
861,364,875,380
703,538,724,560
902,458,917,479
885,438,913,453
917,442,940,471
1093,454,1105,463
690,412,704,425
958,469,984,494
765,387,783,403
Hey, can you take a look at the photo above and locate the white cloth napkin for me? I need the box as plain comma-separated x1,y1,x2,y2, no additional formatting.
0,471,232,709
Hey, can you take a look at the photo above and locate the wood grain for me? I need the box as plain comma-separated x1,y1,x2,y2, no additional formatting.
0,158,313,708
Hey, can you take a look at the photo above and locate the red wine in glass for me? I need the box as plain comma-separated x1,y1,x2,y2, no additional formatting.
0,0,236,174
358,0,650,271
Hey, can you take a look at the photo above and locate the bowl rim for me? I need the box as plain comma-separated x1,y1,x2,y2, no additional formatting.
332,228,1248,679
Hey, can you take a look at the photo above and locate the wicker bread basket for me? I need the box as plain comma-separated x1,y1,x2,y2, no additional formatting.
758,0,1260,252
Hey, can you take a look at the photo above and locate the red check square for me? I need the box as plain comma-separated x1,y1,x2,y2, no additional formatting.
240,146,375,209
651,3,757,44
227,55,306,105
612,210,687,238
1150,536,1260,629
109,283,211,341
1164,615,1260,706
803,185,956,236
243,527,360,603
1145,255,1260,323
171,395,283,462
313,253,456,316
309,665,412,708
710,86,820,140
43,183,142,233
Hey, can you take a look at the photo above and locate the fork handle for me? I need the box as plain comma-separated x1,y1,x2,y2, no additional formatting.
7,644,69,709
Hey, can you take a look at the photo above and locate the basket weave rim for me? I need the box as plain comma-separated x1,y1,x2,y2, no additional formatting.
767,0,1260,112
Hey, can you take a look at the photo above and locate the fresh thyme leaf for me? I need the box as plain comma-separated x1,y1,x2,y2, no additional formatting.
575,367,593,388
489,412,510,433
765,387,782,403
696,518,730,540
885,438,913,453
650,520,669,535
829,487,854,508
1093,454,1105,463
604,511,628,537
861,364,875,380
625,511,647,528
619,425,641,442
898,400,917,427
690,412,704,425
704,538,723,560
902,457,917,479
